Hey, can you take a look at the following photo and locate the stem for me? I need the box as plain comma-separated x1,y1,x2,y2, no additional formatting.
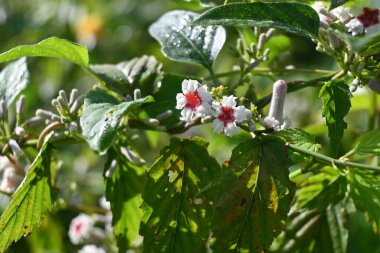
223,0,229,4
287,143,380,173
37,121,62,149
208,66,219,86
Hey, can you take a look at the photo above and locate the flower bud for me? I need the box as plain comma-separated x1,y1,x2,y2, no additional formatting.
268,80,287,123
134,89,141,100
16,95,25,115
257,33,267,51
69,89,79,106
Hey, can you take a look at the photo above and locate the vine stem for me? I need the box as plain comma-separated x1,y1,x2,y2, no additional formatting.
286,143,380,173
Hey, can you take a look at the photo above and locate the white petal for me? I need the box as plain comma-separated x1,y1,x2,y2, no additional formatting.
180,109,194,123
222,95,237,107
212,119,224,134
176,93,187,109
331,6,352,23
183,79,199,93
234,106,250,122
345,18,364,36
311,1,327,13
197,85,213,102
181,79,189,93
261,116,280,129
224,122,240,137
211,101,222,117
196,102,212,117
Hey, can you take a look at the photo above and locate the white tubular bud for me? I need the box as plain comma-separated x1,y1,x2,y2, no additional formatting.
250,43,257,54
70,95,85,114
121,147,146,165
351,79,360,92
144,118,160,126
69,89,79,106
14,126,25,136
156,110,173,121
254,27,261,37
368,78,380,94
57,96,70,111
265,28,276,39
319,8,337,20
263,48,270,58
0,100,6,119
9,139,22,157
201,115,213,124
25,116,43,126
125,95,133,102
58,90,69,105
257,33,267,51
68,122,78,132
327,34,341,49
36,109,56,119
9,139,30,171
320,21,329,29
16,95,26,115
134,89,141,100
268,80,287,123
105,160,117,178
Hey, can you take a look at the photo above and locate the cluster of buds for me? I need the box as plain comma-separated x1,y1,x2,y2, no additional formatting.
175,79,289,135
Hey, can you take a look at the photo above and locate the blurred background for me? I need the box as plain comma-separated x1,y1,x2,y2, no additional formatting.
0,0,379,252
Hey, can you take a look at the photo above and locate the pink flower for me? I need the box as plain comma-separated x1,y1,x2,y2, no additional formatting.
68,213,94,245
176,79,212,123
211,96,250,136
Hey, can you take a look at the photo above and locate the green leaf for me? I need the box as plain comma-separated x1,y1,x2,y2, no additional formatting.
80,89,154,152
329,0,350,10
349,27,380,57
353,130,380,156
90,55,163,96
0,58,29,107
319,80,351,157
193,2,320,38
0,37,89,67
105,147,145,252
297,166,347,210
211,136,295,252
348,169,380,233
0,134,57,253
149,10,226,69
140,137,221,253
273,128,321,152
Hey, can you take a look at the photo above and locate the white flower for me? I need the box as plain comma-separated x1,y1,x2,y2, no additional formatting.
0,167,24,193
69,213,95,245
176,79,213,123
331,6,353,23
345,18,364,36
78,245,106,253
211,95,250,137
261,116,290,132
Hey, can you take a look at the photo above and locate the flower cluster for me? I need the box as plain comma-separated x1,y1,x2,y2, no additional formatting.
313,2,379,36
176,80,251,136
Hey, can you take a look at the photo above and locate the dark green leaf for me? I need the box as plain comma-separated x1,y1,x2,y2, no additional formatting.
330,0,350,10
105,147,145,252
273,128,321,152
0,37,89,67
0,58,29,106
319,80,351,157
140,137,221,253
80,89,154,151
0,134,57,253
297,166,347,210
149,10,226,69
193,2,320,38
212,136,295,252
353,129,380,156
348,169,380,233
90,55,163,96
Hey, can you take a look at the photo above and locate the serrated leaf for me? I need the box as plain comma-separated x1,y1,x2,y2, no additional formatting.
319,80,351,157
0,37,89,67
80,89,154,152
0,58,29,106
149,10,226,69
297,166,347,210
348,169,380,233
193,2,320,38
353,129,380,156
0,135,57,253
212,136,295,252
273,128,321,152
140,137,221,253
105,147,145,252
90,55,163,96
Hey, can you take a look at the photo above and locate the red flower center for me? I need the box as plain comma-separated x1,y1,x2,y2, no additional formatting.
74,223,83,234
358,8,379,28
218,106,235,126
185,91,202,111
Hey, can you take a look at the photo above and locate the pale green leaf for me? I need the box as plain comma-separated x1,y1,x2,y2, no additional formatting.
140,137,221,253
105,147,145,252
80,89,154,152
319,80,351,157
193,2,320,38
0,58,29,106
0,134,57,253
0,37,89,67
354,130,380,156
273,128,321,152
149,10,226,69
212,136,295,252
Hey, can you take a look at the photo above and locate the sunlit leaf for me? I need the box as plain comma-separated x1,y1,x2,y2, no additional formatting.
193,2,320,38
212,136,295,252
0,58,29,106
149,10,226,69
80,89,154,152
273,128,321,152
353,129,380,156
140,137,221,252
0,37,89,67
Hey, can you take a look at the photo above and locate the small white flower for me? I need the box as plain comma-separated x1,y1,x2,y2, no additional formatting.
331,6,353,23
0,167,24,193
176,79,213,123
312,1,333,23
78,245,106,253
345,18,364,36
69,213,95,245
211,95,251,137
